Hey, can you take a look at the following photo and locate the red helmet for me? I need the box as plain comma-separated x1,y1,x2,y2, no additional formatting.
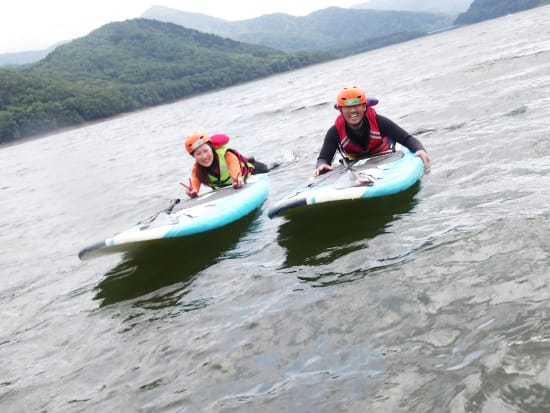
185,131,209,154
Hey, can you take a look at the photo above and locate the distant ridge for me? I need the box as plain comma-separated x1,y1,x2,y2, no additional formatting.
2,1,546,66
142,6,453,53
0,42,66,67
455,0,550,25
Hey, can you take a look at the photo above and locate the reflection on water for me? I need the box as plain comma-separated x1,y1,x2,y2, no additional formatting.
277,184,420,268
94,212,258,307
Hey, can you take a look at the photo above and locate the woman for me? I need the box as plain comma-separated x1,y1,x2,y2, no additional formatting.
182,132,270,198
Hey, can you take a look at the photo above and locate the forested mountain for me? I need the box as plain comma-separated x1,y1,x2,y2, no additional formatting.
0,19,327,144
2,2,548,144
455,0,550,24
1,8,454,144
142,6,453,53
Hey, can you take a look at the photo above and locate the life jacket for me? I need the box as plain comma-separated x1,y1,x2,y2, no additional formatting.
335,106,392,159
207,145,255,189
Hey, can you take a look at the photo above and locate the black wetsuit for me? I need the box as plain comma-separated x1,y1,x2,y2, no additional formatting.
248,158,270,174
316,114,426,168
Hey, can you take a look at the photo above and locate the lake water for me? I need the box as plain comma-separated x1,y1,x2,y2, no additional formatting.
1,6,549,412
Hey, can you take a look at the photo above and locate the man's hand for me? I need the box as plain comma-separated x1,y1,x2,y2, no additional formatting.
314,164,333,176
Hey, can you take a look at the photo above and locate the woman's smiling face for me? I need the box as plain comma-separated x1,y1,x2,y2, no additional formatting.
193,143,214,167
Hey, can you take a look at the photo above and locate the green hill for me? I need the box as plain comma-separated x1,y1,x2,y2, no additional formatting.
0,19,327,144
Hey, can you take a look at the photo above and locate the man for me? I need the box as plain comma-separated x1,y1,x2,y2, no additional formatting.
315,85,430,176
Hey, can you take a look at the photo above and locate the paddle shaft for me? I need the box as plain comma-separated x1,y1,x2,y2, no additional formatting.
337,144,354,169
139,198,180,225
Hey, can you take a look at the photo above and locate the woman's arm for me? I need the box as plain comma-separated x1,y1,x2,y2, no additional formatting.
225,150,244,187
180,165,201,198
190,164,202,192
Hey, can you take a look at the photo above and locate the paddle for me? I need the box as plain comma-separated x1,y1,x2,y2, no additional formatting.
164,198,181,214
138,198,181,226
333,144,368,189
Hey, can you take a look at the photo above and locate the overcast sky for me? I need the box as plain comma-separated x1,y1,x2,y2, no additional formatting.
0,0,363,54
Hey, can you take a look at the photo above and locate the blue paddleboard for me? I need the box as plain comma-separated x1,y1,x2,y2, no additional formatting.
79,174,269,260
268,145,423,218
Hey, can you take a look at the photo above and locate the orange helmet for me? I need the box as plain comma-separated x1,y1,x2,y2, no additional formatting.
335,85,367,108
185,131,209,154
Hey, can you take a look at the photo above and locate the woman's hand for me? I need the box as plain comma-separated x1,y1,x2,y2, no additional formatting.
180,178,198,198
232,173,244,189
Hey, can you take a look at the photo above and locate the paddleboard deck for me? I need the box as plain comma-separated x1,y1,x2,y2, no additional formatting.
79,174,269,260
268,145,423,218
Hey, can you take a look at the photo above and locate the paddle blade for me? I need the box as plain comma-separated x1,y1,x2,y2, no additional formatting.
333,170,371,190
